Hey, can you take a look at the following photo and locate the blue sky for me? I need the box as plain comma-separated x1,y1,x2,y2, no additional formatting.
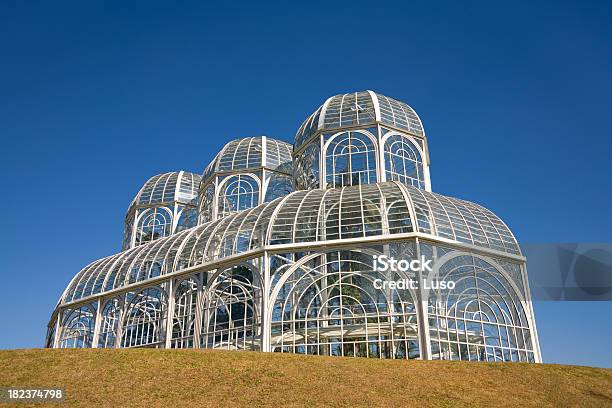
1,1,611,367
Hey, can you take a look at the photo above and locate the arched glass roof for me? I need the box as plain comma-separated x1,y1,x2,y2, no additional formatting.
128,171,201,211
202,136,293,182
295,90,425,152
62,181,520,304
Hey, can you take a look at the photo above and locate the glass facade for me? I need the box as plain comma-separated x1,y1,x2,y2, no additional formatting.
47,91,540,363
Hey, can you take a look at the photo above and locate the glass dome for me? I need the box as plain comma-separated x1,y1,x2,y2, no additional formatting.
123,171,201,250
295,90,425,153
198,136,294,223
202,136,292,183
293,91,431,191
129,171,201,208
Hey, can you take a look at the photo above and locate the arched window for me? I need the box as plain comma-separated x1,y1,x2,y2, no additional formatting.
218,175,259,218
98,298,121,348
383,134,425,189
59,305,96,348
121,287,165,347
135,208,172,246
325,132,377,188
270,250,419,359
428,255,535,362
172,277,199,348
202,265,260,350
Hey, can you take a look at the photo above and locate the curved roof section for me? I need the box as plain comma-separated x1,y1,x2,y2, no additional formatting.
202,136,293,182
295,90,425,152
128,171,201,211
62,181,520,304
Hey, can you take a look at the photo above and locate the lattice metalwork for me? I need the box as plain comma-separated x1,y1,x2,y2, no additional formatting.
198,136,294,223
294,91,431,192
123,171,201,250
60,182,522,303
47,90,540,364
295,91,424,154
427,253,535,362
270,250,420,358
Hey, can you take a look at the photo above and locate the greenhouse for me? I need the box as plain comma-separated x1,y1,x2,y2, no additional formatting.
47,91,541,363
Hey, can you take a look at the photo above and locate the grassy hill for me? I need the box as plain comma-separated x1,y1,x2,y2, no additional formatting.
0,349,611,407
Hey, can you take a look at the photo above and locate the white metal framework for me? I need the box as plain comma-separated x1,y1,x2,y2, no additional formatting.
123,171,201,250
198,136,293,223
47,91,541,363
294,90,431,191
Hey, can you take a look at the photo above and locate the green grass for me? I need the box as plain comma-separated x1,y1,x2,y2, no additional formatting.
0,349,611,407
